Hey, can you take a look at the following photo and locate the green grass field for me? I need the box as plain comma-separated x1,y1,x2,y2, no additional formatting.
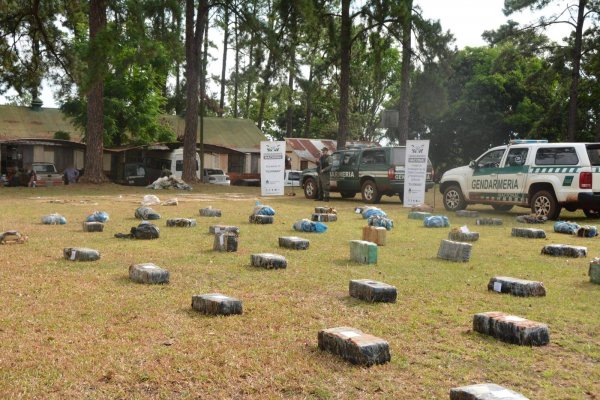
0,184,598,399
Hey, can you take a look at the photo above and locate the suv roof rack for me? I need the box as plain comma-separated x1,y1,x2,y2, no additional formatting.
509,139,548,144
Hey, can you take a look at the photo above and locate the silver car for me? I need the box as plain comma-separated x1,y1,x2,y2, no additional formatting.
203,168,230,185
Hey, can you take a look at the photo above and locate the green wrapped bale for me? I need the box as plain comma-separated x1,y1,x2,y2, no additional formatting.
349,240,377,264
589,258,600,284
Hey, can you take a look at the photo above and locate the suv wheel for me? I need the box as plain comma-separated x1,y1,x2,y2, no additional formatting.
361,180,381,204
303,177,318,199
443,185,466,211
531,190,561,219
492,204,513,212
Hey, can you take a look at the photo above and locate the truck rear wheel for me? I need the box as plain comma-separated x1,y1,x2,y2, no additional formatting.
531,190,561,219
361,180,381,204
443,185,466,211
303,177,318,199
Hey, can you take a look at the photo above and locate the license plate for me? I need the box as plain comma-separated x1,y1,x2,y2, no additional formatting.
395,174,404,180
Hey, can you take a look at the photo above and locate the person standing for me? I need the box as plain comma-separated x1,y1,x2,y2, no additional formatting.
63,165,79,184
317,147,332,202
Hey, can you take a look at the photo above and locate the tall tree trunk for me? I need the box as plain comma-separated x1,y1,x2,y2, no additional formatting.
303,65,314,138
233,10,239,118
244,0,257,119
397,0,412,145
81,0,108,184
219,2,229,117
200,15,209,176
174,13,183,115
567,0,586,141
337,0,351,150
183,0,208,183
257,50,274,130
285,44,295,137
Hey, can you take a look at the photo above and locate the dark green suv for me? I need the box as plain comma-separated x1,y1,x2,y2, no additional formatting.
301,146,434,203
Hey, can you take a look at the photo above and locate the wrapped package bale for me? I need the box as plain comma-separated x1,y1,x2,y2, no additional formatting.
511,227,546,238
161,198,178,206
293,219,327,233
450,383,529,400
448,228,479,242
213,232,238,252
315,206,337,214
85,211,109,223
455,210,479,218
132,223,160,239
199,207,222,217
0,230,28,244
166,218,197,227
192,293,242,315
437,240,472,262
311,213,337,222
361,207,386,219
367,215,393,230
141,194,161,206
554,220,580,235
516,214,547,224
349,279,396,302
63,247,101,261
253,203,275,216
250,253,287,269
129,263,169,284
362,226,387,246
318,326,390,366
424,215,450,228
249,214,274,224
209,225,240,235
42,213,67,225
349,240,378,264
83,221,104,232
278,236,310,250
134,206,161,220
472,311,549,346
476,218,502,226
541,244,587,258
488,276,546,297
576,225,598,237
410,204,434,213
589,258,600,284
408,211,431,220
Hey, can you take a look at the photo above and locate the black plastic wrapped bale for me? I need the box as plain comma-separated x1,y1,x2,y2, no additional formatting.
311,213,337,222
131,223,160,239
314,206,337,214
349,279,397,303
278,236,310,250
349,240,378,264
541,244,587,258
129,263,169,284
318,327,390,366
134,207,161,220
249,214,274,224
208,225,240,235
472,311,549,346
455,210,479,218
213,232,238,252
166,218,197,227
63,247,101,261
447,229,479,242
0,230,28,244
450,383,529,400
476,218,502,225
82,222,104,232
199,208,222,217
488,276,546,297
516,214,547,224
511,227,546,238
437,240,472,262
250,253,287,269
191,293,243,315
589,258,600,284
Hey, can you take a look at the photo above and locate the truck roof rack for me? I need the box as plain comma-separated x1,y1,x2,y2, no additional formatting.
509,139,548,144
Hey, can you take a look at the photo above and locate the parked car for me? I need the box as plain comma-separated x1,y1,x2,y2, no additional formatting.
301,146,434,203
284,170,301,187
32,162,64,186
203,168,230,185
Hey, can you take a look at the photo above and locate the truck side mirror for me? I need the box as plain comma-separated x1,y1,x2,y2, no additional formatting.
469,161,477,169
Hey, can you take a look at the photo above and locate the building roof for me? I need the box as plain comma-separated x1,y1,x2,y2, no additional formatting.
285,138,377,162
0,105,83,142
0,105,266,150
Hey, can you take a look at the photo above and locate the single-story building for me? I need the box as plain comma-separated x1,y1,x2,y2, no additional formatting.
284,138,378,170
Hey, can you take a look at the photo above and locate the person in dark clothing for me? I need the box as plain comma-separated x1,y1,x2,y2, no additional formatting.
316,147,332,201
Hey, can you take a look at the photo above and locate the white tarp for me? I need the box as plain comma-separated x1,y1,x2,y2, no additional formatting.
403,140,430,207
260,141,286,196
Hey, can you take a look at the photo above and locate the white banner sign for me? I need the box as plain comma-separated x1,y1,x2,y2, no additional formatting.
403,140,430,207
260,141,286,196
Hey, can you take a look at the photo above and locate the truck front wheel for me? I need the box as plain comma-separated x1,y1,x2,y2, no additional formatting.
531,190,561,219
361,180,381,204
303,177,318,199
443,185,466,211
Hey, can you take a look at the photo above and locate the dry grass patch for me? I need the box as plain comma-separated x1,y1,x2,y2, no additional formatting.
0,184,599,399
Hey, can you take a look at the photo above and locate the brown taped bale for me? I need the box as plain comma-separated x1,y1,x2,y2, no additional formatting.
349,279,397,302
278,236,310,250
362,226,387,246
473,311,549,346
318,327,390,366
488,276,546,297
450,383,529,400
191,293,242,315
129,263,169,284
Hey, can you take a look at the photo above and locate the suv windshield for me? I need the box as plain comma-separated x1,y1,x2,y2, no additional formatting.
33,164,57,173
